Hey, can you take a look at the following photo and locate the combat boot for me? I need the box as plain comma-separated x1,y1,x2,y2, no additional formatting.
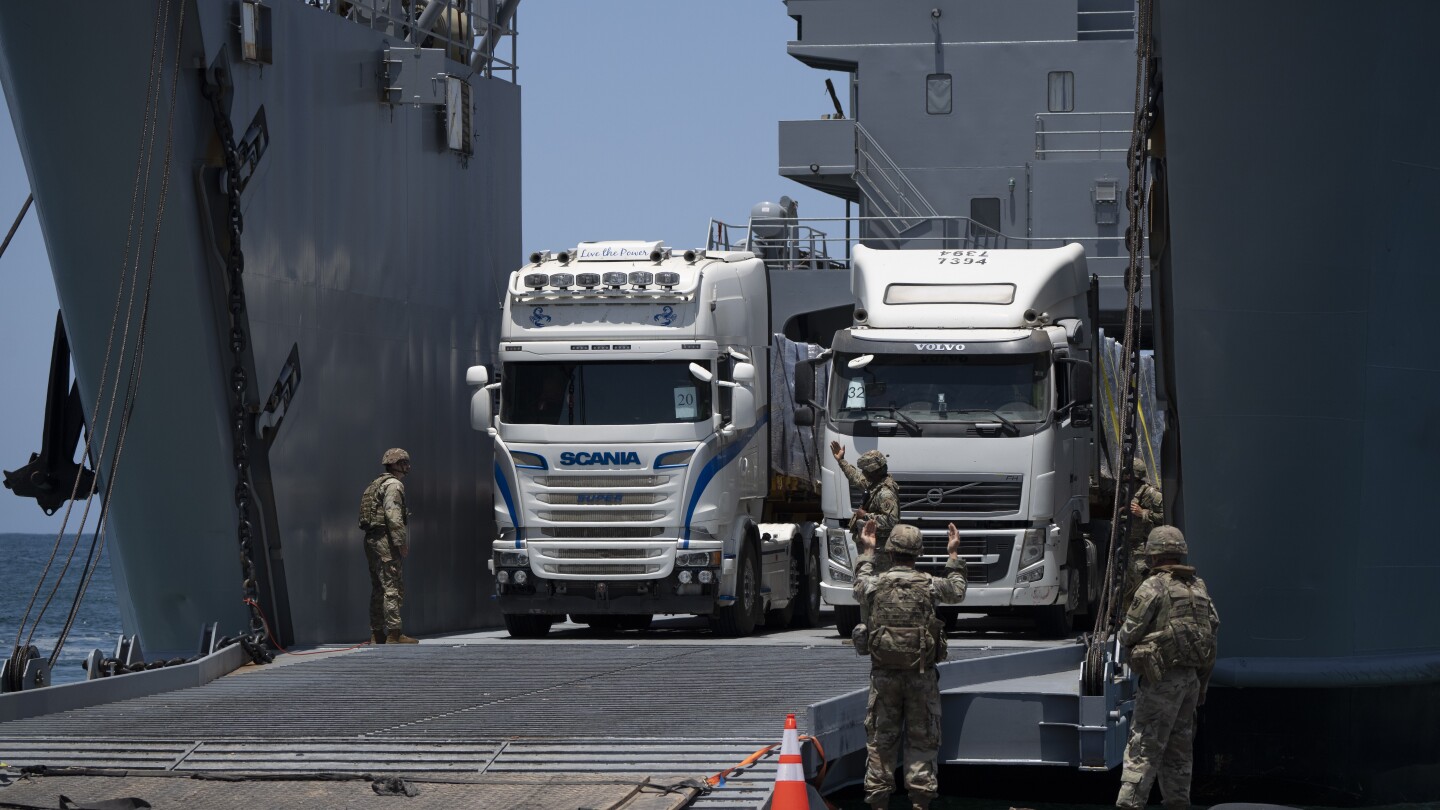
386,630,419,644
371,630,386,644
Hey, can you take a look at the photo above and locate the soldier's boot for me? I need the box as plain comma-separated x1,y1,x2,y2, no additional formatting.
386,630,419,644
371,630,386,644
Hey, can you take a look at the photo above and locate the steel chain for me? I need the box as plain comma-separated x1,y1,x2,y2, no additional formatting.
201,72,267,643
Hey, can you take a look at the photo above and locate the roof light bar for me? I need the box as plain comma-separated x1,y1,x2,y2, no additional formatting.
628,271,654,288
576,272,601,288
603,271,627,289
655,271,680,289
549,273,575,289
523,273,547,290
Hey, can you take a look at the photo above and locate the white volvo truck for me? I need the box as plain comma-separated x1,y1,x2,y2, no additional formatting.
797,243,1102,638
467,241,825,637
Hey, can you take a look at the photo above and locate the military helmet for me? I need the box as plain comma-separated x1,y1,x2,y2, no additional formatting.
887,524,923,556
382,447,411,466
1131,457,1148,478
1145,526,1187,557
857,450,888,474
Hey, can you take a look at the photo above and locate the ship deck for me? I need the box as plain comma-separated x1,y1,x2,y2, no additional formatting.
0,613,1077,809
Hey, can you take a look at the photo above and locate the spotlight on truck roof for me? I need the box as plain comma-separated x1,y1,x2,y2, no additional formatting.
576,272,601,289
628,271,654,288
549,273,575,289
523,273,547,290
655,271,680,289
603,271,627,289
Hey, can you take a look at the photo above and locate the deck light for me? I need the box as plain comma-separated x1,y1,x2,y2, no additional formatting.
549,273,575,289
523,273,547,290
603,271,627,289
655,271,680,289
577,272,601,288
628,271,653,288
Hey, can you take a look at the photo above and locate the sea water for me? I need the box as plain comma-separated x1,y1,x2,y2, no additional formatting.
0,532,121,687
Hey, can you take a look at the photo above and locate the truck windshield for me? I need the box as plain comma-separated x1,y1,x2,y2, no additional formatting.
830,353,1049,424
503,361,712,425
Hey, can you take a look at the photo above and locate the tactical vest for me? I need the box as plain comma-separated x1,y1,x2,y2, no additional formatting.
1147,569,1216,671
866,568,946,671
358,474,398,532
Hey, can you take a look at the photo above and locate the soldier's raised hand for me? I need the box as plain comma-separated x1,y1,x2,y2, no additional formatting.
858,518,878,554
830,440,845,462
947,522,961,557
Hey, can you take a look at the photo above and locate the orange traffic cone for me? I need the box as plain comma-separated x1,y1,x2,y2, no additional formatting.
769,713,811,809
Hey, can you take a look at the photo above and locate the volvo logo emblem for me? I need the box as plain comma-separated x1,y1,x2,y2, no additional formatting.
926,487,944,504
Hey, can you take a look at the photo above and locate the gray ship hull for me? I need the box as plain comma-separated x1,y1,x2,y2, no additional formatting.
1150,0,1440,800
0,1,516,650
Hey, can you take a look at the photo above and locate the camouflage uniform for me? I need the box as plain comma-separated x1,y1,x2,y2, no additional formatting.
853,525,966,810
839,450,901,572
1122,461,1164,609
1117,530,1219,810
360,469,409,634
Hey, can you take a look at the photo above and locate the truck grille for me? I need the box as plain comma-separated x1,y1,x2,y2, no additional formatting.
916,535,1013,586
548,563,660,576
539,527,666,538
534,475,668,488
850,477,1023,516
537,510,666,523
549,548,659,560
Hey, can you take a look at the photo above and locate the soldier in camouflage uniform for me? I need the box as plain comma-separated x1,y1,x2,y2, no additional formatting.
1117,526,1220,810
359,448,417,644
853,519,966,810
832,442,901,572
1121,457,1165,609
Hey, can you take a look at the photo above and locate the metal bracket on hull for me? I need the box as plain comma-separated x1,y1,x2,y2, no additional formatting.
257,343,301,444
2,311,98,514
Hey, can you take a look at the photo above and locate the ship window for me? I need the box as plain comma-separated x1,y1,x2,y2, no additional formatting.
926,74,953,115
1048,71,1074,113
970,197,1002,234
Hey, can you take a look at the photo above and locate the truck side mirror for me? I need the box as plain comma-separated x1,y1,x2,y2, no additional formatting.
1068,360,1093,406
730,361,757,430
794,361,815,406
467,365,493,431
794,405,815,427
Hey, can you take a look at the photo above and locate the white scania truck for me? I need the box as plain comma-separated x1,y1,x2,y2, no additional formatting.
798,243,1102,637
467,241,824,637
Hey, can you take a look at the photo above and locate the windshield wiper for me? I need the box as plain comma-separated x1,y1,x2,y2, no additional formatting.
862,406,923,436
952,409,1020,436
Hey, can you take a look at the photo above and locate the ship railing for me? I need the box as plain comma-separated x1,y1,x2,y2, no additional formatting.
853,121,940,234
1034,111,1132,160
707,215,1141,274
303,0,519,80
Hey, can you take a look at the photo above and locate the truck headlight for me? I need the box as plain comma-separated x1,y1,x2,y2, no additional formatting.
678,570,694,584
513,570,529,585
510,451,548,470
1019,528,1046,567
1017,565,1044,584
677,551,720,567
496,570,510,584
826,529,851,564
496,551,529,568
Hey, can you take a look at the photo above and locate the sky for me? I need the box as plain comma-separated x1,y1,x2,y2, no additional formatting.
0,0,843,533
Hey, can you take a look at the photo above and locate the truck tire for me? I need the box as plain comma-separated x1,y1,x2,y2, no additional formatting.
834,604,861,638
504,613,554,638
712,546,760,636
790,544,823,629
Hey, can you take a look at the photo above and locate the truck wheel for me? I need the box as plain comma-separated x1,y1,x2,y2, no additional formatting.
504,613,554,638
712,546,759,636
790,544,823,629
834,604,861,638
1035,567,1080,638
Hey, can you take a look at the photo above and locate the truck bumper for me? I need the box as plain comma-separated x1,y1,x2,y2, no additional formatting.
821,580,857,607
497,579,720,617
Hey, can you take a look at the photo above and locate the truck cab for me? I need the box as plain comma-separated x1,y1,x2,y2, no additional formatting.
809,244,1100,637
468,241,821,637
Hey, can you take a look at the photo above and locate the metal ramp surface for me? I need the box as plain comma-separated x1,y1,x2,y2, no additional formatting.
0,644,875,808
